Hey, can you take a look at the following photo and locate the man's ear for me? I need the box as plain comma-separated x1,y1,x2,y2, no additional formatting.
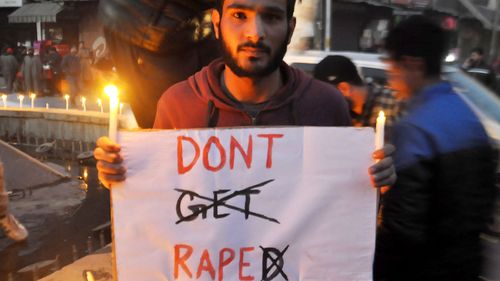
286,17,297,44
336,82,351,97
212,9,221,39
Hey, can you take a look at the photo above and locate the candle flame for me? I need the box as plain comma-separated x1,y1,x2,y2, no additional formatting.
83,167,88,181
64,94,70,100
104,85,119,98
18,94,24,100
378,111,385,118
30,93,36,99
97,98,102,106
86,271,95,281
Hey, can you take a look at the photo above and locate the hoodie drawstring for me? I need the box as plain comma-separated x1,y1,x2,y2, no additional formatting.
206,100,219,128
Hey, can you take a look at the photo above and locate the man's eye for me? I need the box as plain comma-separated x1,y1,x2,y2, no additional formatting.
233,12,246,19
262,14,282,22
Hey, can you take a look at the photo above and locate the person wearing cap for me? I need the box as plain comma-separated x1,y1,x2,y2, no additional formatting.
374,16,496,281
314,55,402,135
0,47,19,93
314,55,367,126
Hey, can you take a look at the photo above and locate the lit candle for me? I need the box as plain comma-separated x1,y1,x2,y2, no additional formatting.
81,96,87,112
18,94,24,108
86,271,95,281
104,85,119,142
30,93,36,109
64,94,70,110
375,111,386,150
83,167,88,182
1,94,6,108
46,103,49,109
97,98,103,113
119,102,123,115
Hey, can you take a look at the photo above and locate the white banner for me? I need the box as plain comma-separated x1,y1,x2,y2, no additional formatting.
112,127,377,281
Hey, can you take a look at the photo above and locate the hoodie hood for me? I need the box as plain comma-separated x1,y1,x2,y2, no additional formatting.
187,58,314,112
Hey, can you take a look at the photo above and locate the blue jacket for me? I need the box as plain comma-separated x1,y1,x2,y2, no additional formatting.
374,82,497,281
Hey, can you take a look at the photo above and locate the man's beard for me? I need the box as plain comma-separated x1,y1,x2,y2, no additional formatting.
219,29,289,78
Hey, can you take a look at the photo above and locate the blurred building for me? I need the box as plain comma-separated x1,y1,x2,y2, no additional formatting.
0,0,105,60
291,0,500,62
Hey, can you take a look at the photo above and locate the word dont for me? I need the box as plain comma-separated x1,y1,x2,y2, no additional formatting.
177,134,284,174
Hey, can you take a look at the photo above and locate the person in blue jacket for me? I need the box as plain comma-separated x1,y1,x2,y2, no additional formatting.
374,16,497,281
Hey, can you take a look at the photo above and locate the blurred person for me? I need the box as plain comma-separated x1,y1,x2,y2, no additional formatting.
98,0,220,128
94,0,396,196
375,16,496,281
61,46,81,102
314,55,403,138
0,160,28,242
0,47,19,93
314,55,368,125
44,47,62,95
462,47,497,90
77,41,94,94
21,48,43,95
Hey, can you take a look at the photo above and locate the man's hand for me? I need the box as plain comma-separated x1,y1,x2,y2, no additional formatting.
369,144,396,193
94,136,126,189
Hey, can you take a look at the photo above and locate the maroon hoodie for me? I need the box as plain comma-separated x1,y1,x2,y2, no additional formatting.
153,58,351,129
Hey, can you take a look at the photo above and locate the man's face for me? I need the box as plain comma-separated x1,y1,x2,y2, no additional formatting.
386,59,412,99
213,0,295,78
470,51,482,63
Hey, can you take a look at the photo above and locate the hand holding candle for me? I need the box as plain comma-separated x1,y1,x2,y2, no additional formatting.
104,84,119,142
375,111,385,150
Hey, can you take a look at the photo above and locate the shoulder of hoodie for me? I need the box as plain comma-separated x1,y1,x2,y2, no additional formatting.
157,75,203,110
289,66,346,108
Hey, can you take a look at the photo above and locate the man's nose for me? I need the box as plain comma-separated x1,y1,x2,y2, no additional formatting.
245,16,265,42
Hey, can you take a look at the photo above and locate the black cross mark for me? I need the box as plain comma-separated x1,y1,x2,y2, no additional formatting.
174,179,280,224
260,245,289,281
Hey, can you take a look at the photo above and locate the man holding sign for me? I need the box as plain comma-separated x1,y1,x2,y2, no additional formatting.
94,0,395,279
94,0,395,188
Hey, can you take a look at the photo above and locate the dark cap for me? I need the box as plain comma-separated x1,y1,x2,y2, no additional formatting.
313,55,364,86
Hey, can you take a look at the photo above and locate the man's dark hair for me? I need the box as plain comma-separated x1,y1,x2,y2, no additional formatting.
384,15,448,76
314,55,364,86
471,47,484,56
215,0,298,20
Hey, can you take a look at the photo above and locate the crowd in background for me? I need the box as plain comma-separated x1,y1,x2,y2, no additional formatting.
0,41,94,103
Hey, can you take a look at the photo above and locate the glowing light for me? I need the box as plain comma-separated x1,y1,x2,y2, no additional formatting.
375,111,385,150
104,84,120,142
64,95,70,110
18,95,24,108
97,98,103,113
30,93,36,109
81,96,87,112
1,94,6,108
